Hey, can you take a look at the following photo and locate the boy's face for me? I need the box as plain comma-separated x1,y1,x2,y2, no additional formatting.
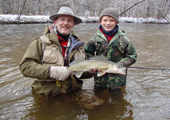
54,15,75,35
100,16,117,32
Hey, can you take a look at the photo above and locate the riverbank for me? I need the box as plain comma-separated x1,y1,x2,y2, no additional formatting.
0,14,169,24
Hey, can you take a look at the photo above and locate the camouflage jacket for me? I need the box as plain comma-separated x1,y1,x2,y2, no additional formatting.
84,28,137,89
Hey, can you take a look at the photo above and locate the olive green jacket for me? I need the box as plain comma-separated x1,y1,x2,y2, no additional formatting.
84,28,137,88
20,27,86,80
19,27,93,96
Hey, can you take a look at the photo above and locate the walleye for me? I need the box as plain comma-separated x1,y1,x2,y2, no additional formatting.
68,56,126,78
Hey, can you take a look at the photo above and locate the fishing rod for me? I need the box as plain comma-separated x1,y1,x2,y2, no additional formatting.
127,66,170,71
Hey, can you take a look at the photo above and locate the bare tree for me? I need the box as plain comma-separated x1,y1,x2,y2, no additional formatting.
0,0,3,14
28,0,32,15
18,0,27,22
151,0,170,22
0,0,169,20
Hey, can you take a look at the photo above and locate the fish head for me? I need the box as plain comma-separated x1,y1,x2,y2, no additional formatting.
108,64,126,75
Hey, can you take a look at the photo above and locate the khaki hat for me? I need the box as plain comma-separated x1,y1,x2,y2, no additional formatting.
99,7,119,23
49,7,82,25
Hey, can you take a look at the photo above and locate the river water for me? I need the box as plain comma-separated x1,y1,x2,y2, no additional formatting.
0,23,170,120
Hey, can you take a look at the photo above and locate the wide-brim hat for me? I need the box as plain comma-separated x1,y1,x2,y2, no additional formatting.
49,7,82,25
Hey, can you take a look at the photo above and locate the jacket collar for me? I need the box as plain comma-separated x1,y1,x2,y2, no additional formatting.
97,27,126,44
99,25,119,36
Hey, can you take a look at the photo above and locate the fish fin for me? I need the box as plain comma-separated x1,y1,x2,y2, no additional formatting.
69,57,85,66
74,71,84,78
89,56,108,61
97,71,106,76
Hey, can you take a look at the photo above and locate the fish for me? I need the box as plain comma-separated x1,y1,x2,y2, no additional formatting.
68,56,126,78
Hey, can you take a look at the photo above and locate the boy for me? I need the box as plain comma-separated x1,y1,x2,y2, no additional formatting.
84,7,137,92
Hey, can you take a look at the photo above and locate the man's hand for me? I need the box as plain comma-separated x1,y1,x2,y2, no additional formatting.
50,66,71,81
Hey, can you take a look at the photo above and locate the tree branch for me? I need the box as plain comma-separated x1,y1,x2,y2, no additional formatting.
120,0,145,16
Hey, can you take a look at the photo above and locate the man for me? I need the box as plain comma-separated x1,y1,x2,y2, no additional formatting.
19,7,93,97
84,7,137,93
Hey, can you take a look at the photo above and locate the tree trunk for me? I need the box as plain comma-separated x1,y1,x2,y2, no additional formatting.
18,0,27,22
29,0,32,15
0,0,2,14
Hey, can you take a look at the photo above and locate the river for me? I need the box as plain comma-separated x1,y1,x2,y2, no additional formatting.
0,23,170,120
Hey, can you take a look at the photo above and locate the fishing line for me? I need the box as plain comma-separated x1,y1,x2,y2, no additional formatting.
127,66,170,71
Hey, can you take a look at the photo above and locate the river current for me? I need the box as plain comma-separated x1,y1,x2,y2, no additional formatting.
0,23,170,120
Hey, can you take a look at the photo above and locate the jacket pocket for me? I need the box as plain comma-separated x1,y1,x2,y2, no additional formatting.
43,45,63,65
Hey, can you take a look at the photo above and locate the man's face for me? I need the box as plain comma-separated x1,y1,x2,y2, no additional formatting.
54,15,75,35
100,16,117,32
